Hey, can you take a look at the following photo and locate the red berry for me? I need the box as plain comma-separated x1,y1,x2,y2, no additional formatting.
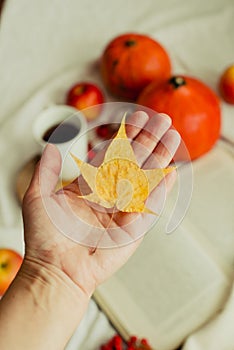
141,338,149,346
113,335,122,350
101,334,150,350
100,345,108,350
96,125,109,138
128,336,138,345
114,335,122,341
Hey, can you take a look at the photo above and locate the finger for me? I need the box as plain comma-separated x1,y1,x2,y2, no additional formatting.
125,111,149,139
163,170,177,193
131,113,172,166
24,144,61,201
39,144,62,196
90,110,149,167
143,129,181,169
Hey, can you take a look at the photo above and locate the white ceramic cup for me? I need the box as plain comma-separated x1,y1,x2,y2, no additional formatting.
33,105,88,181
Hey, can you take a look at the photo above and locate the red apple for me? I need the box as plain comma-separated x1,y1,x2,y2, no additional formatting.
66,82,104,120
0,249,23,297
219,64,234,104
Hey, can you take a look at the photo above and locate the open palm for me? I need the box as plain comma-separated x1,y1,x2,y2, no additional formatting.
23,111,180,297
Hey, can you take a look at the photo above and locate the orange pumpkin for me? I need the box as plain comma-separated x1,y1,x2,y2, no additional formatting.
100,33,171,100
137,76,221,160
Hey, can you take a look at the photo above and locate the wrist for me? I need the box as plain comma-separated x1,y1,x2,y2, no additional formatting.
18,254,91,340
20,254,90,306
0,255,90,350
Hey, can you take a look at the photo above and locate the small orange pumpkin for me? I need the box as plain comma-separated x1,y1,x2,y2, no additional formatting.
138,75,221,160
100,33,171,100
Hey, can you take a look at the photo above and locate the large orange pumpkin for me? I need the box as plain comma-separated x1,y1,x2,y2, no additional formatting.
100,33,171,100
137,76,221,160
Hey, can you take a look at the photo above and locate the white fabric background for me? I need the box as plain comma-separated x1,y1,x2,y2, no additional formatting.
0,0,233,135
0,0,234,349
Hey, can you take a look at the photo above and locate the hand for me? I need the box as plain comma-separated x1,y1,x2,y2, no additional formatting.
23,111,180,298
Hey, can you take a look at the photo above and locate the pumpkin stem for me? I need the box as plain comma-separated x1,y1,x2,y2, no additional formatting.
125,40,136,47
169,76,186,89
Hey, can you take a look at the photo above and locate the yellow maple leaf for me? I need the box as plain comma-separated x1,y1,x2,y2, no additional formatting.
71,115,175,214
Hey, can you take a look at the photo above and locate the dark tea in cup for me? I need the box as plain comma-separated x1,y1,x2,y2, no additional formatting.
42,123,80,144
33,105,87,181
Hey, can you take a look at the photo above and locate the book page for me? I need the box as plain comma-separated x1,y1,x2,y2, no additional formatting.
94,143,234,350
184,143,234,268
95,216,231,350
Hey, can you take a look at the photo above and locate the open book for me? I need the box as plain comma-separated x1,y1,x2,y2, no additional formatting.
94,142,234,350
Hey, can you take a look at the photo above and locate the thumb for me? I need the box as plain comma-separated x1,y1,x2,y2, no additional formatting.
40,143,62,196
25,144,62,200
